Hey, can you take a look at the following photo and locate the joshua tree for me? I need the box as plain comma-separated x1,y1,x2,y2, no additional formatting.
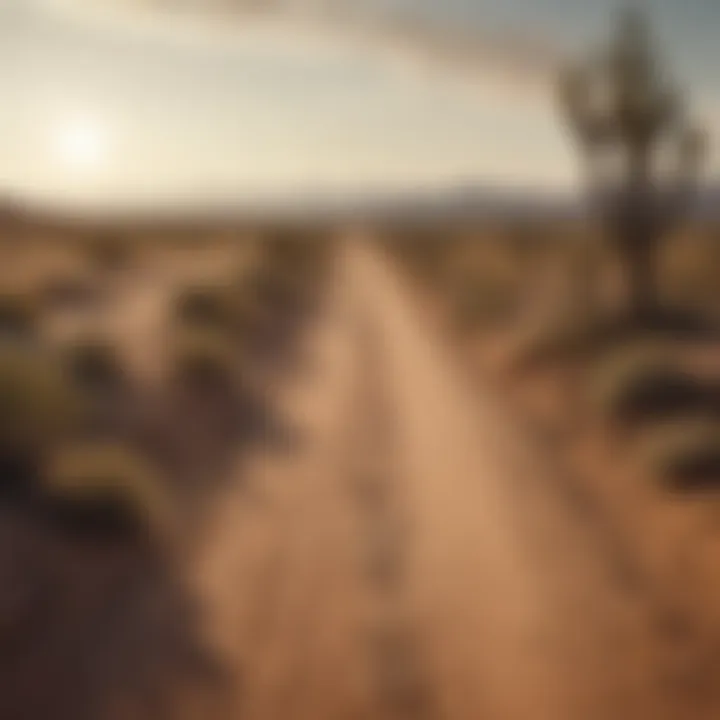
559,8,707,320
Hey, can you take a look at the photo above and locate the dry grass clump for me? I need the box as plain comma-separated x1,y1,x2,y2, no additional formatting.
661,231,720,311
171,328,238,392
388,227,449,284
257,232,332,309
84,233,133,271
588,343,709,427
61,334,126,391
43,443,172,541
175,285,236,330
174,282,259,340
513,310,602,370
37,267,99,309
227,228,331,322
251,262,298,311
0,346,81,490
263,226,326,267
640,420,720,492
0,347,80,452
454,281,517,332
0,290,39,339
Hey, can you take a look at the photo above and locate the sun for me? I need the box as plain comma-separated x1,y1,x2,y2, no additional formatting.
55,118,108,170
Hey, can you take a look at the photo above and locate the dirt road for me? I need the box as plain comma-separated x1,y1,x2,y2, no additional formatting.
193,238,677,720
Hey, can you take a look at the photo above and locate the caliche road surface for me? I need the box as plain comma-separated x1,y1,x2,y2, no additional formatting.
194,239,679,720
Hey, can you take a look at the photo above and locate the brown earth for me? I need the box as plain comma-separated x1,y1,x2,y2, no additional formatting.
190,237,683,720
2,234,712,720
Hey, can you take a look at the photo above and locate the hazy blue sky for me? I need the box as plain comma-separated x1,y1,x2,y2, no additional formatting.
1,0,718,211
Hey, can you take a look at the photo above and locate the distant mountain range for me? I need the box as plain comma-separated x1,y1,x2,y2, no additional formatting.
331,184,582,223
349,182,720,224
1,181,718,229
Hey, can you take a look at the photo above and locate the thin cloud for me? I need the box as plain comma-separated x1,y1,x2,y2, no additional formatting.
33,0,562,89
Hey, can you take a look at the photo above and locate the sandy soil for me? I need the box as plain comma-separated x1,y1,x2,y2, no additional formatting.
190,238,682,720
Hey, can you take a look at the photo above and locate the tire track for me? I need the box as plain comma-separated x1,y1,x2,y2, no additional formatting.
346,308,439,720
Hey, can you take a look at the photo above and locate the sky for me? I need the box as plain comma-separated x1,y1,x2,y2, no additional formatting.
1,0,719,212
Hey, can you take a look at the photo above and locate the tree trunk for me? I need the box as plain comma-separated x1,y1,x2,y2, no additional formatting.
625,144,656,322
626,235,656,321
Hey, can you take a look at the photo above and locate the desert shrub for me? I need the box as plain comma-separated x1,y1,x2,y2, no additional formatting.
86,234,132,271
453,277,517,332
444,237,521,287
393,228,449,283
642,421,720,492
171,329,238,391
233,244,261,287
661,232,720,309
43,443,171,541
263,231,299,265
62,335,126,391
233,275,272,332
516,305,690,369
251,264,299,311
0,347,80,490
174,285,241,334
253,229,332,313
231,287,264,335
0,290,39,339
263,227,321,268
38,269,98,309
588,344,708,426
514,309,602,370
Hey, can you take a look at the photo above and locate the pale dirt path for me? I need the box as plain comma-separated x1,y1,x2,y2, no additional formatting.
358,244,670,720
191,239,673,720
193,243,375,720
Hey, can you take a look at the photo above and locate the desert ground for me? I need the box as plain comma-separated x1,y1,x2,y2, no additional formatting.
1,218,720,720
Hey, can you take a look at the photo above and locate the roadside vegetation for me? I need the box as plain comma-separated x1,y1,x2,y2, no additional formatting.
0,217,336,716
388,8,720,663
0,226,333,544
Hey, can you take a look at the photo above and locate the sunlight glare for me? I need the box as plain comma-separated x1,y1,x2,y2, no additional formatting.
55,117,109,171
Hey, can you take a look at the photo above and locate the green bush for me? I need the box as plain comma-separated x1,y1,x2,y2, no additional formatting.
43,443,171,541
588,344,708,426
0,290,39,339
